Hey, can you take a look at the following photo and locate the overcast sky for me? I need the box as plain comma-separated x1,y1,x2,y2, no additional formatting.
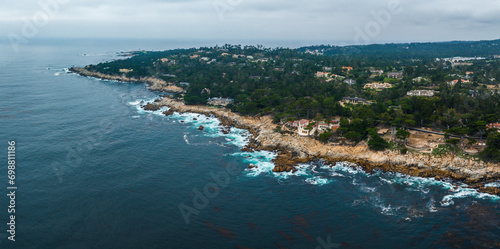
3,0,500,45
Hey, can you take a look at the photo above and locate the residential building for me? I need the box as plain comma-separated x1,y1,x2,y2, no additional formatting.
407,90,436,97
343,79,356,85
370,69,384,76
342,66,353,71
207,97,234,107
413,76,427,82
364,82,393,90
315,71,329,78
119,68,133,74
340,97,369,105
387,72,403,78
487,123,500,130
298,119,317,136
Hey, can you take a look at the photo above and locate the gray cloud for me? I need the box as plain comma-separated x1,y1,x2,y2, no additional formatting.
2,0,500,44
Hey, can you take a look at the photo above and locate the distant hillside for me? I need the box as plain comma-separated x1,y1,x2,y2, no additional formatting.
298,39,500,60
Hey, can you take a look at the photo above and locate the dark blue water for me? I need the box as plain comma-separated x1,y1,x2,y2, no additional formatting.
1,39,499,249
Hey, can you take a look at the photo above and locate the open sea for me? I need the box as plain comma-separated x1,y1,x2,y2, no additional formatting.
0,39,499,249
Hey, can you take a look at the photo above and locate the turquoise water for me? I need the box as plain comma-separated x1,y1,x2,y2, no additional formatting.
0,39,499,249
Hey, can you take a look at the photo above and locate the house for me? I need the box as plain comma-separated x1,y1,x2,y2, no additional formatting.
317,120,340,132
447,79,471,86
407,90,436,97
342,66,353,71
298,119,317,136
207,97,234,107
315,71,330,78
190,54,200,59
363,82,393,90
387,72,403,78
340,97,369,105
370,69,384,76
119,68,133,74
487,123,500,130
413,77,427,82
160,58,169,63
343,79,356,85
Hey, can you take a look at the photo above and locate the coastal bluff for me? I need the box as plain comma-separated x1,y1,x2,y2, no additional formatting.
153,97,500,195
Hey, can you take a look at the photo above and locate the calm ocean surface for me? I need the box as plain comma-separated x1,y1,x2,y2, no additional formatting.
0,39,499,249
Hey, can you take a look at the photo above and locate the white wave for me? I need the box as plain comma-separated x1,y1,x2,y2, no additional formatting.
305,176,331,185
441,187,499,206
374,203,401,216
427,198,438,213
54,72,61,76
485,181,500,188
183,134,190,145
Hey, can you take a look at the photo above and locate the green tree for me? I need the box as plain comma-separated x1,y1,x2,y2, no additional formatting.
368,132,389,151
396,129,411,145
480,133,500,162
446,138,461,155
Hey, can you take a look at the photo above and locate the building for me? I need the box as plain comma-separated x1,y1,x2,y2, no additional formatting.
207,97,234,107
297,119,317,136
387,72,403,78
119,68,133,74
342,66,353,71
343,79,356,85
407,90,436,97
413,76,427,82
487,123,500,130
370,69,384,76
316,120,340,132
363,82,393,90
447,79,471,86
315,71,330,78
340,97,369,105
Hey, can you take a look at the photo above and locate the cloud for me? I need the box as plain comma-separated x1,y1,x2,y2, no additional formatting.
2,0,500,44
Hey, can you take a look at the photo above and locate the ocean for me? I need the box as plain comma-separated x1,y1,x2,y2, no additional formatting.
0,38,499,249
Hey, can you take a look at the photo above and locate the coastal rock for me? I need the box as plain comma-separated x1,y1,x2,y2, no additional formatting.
163,109,174,116
198,125,204,131
143,103,160,111
249,163,256,169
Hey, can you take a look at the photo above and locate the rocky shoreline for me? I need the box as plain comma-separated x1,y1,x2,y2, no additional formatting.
153,98,500,195
71,68,500,195
69,67,184,93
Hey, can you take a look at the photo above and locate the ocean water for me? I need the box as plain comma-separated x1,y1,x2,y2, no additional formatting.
0,39,499,249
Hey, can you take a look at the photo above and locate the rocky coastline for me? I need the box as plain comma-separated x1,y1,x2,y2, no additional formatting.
71,68,500,195
69,67,184,93
153,98,500,195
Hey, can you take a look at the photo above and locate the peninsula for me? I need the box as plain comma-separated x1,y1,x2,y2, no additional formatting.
70,40,500,195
